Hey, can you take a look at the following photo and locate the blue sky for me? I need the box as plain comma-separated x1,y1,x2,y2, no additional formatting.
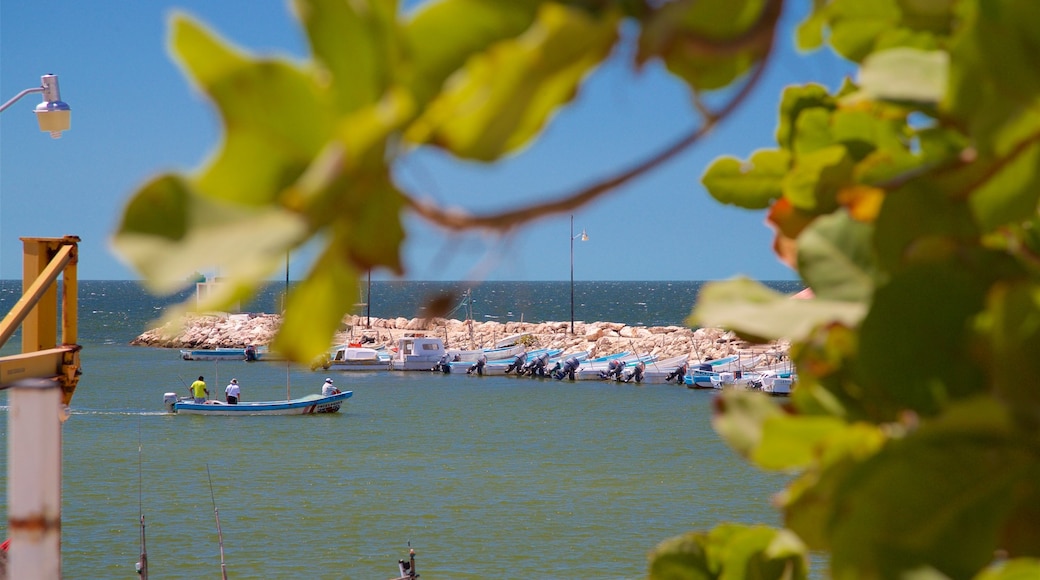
1,1,853,282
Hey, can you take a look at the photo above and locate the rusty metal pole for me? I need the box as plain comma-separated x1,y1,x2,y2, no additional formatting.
7,378,64,580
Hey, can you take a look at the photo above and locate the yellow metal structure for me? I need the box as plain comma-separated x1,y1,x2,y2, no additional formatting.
0,236,82,405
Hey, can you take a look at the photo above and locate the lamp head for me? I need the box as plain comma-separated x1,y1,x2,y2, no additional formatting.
34,74,70,138
580,230,589,242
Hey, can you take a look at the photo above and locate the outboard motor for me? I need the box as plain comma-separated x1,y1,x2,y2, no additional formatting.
163,392,179,413
392,548,419,580
244,344,257,362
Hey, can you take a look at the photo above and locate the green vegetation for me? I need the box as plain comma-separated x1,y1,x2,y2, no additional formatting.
114,1,1040,577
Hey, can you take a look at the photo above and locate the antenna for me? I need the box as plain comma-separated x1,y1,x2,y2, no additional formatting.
206,464,229,580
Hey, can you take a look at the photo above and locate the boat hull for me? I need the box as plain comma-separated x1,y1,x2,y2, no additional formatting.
168,391,352,415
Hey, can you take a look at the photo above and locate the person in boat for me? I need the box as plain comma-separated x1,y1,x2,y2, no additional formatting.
321,377,340,396
504,353,525,375
467,353,488,376
554,356,581,381
244,344,257,362
622,361,646,383
665,362,689,384
189,376,208,403
224,378,241,404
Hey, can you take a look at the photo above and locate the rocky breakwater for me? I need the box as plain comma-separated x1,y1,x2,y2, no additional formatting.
132,313,790,364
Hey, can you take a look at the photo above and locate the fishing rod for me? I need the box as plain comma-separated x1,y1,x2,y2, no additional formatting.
206,464,229,580
136,419,148,579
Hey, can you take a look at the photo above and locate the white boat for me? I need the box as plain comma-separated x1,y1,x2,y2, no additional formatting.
163,391,352,415
446,342,526,362
573,353,656,381
391,336,449,371
493,332,532,348
328,345,392,371
709,371,762,391
636,355,691,384
760,370,795,396
443,348,563,375
683,356,747,389
179,345,280,361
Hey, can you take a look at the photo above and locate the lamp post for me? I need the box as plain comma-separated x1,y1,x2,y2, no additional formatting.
570,215,588,335
0,74,72,138
2,74,72,580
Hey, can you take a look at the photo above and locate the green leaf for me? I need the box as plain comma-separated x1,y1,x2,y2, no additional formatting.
855,262,989,419
405,3,619,159
403,0,542,107
825,0,901,62
873,181,979,273
113,176,308,296
797,210,877,303
648,524,809,580
171,14,335,205
983,280,1040,429
701,149,790,209
293,0,399,114
975,559,1040,580
780,422,887,549
711,390,785,459
776,84,836,151
117,174,190,241
969,142,1040,233
795,2,826,51
638,0,770,92
688,277,867,344
859,48,949,103
828,398,1030,579
273,243,360,361
782,144,851,213
751,413,849,471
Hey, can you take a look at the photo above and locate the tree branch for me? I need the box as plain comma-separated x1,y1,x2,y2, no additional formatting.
401,1,781,233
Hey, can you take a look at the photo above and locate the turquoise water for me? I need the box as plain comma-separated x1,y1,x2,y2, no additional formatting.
0,281,799,578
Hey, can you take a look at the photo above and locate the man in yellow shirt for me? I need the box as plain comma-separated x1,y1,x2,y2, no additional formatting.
190,376,209,403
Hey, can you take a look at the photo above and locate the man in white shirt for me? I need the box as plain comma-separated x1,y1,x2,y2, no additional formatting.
321,378,340,396
225,378,241,404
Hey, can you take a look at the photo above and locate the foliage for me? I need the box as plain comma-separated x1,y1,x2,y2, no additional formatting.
112,0,1040,577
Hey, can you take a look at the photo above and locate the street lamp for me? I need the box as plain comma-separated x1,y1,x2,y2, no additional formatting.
570,214,589,335
0,74,72,138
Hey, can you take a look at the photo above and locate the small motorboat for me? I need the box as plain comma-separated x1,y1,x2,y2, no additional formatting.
163,391,352,415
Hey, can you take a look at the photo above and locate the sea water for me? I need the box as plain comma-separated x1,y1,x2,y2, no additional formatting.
0,280,802,579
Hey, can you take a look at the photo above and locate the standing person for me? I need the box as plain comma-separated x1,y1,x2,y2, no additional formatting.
225,378,241,404
189,376,208,403
322,377,340,396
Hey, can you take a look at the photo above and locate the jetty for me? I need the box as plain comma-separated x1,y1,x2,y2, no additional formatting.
132,313,789,366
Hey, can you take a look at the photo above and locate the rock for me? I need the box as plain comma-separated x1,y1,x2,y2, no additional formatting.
131,313,790,366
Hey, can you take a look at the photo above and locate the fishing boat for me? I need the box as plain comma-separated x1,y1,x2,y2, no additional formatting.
635,355,690,384
443,348,565,375
573,352,655,381
327,345,392,371
179,345,280,362
390,336,449,371
162,391,352,415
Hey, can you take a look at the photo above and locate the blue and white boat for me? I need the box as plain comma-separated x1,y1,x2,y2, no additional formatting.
163,391,352,415
444,348,564,375
179,345,280,362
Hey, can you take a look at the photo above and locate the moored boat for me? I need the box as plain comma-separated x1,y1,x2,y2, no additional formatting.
328,345,392,371
179,345,280,362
